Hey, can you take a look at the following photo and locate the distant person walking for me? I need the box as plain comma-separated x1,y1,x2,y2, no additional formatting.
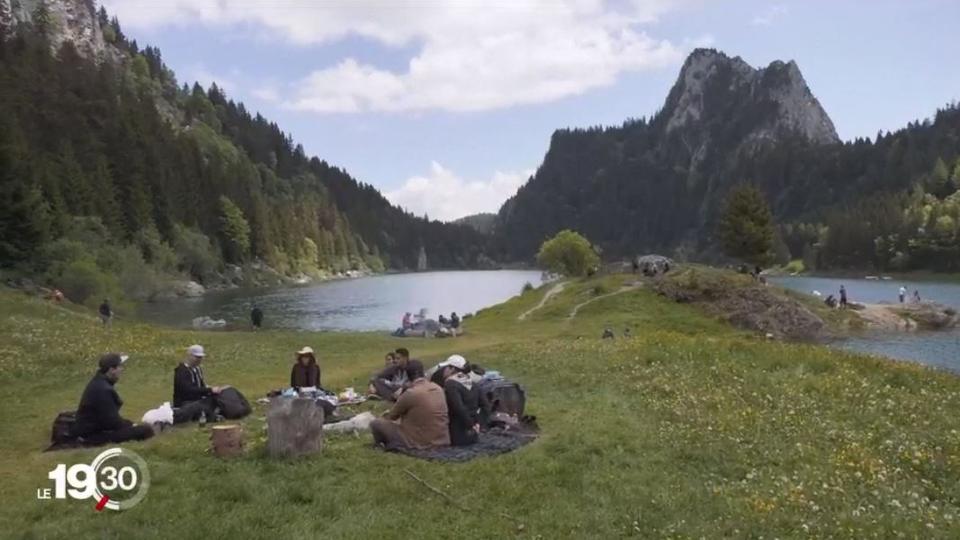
251,305,263,330
450,312,460,337
899,286,907,303
98,299,113,326
839,285,848,308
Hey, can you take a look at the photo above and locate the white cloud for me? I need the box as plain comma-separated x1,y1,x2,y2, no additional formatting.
751,5,788,26
102,0,692,113
251,85,280,103
385,162,534,221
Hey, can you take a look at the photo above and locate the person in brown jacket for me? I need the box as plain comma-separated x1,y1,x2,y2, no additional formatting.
290,346,321,390
370,362,450,450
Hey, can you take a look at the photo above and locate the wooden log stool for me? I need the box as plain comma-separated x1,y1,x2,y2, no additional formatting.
267,397,325,458
210,424,244,458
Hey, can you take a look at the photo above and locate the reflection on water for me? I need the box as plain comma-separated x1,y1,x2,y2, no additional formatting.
138,270,543,332
775,276,960,372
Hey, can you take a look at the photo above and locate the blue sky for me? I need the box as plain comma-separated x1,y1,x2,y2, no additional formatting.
101,0,960,221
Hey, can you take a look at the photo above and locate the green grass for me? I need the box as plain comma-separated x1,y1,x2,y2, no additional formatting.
2,274,960,538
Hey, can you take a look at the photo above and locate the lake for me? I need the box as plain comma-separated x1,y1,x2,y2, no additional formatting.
774,275,960,371
138,270,544,332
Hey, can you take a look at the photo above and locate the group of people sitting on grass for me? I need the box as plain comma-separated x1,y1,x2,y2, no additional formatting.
64,344,511,453
393,309,462,338
367,347,490,450
65,344,237,447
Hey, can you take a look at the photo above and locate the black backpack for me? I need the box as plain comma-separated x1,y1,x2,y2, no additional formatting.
50,411,77,445
481,380,526,417
216,387,251,419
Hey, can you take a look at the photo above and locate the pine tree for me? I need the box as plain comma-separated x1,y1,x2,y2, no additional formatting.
218,196,250,262
718,184,776,266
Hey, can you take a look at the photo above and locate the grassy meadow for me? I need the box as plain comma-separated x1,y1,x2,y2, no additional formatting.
1,273,959,538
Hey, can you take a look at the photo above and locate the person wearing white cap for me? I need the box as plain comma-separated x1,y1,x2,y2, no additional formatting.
290,346,321,390
70,353,154,445
172,344,225,424
430,355,487,447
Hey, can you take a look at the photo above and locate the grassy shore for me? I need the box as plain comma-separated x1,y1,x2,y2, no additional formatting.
1,273,959,538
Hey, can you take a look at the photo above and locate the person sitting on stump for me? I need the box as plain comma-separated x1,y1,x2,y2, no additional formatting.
71,353,154,445
368,347,422,401
290,346,321,390
370,362,450,450
173,344,226,423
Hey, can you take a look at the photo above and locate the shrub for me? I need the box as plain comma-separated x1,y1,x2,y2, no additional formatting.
55,258,121,307
172,225,219,280
522,282,534,293
536,230,600,277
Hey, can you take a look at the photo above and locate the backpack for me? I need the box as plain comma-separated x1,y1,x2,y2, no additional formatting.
216,387,251,419
481,380,526,417
50,411,77,445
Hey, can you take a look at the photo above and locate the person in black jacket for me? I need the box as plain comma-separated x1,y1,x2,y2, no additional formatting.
432,355,486,446
250,305,264,329
172,344,224,423
71,353,154,445
290,346,321,390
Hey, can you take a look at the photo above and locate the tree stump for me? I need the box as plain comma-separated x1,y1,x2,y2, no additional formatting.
210,424,244,458
267,397,325,458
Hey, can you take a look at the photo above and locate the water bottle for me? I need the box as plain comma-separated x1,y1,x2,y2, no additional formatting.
199,411,207,428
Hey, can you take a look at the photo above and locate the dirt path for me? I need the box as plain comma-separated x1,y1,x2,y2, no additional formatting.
518,281,567,321
567,284,641,320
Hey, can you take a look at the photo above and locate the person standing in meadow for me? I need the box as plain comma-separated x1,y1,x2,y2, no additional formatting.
250,304,263,329
98,298,113,326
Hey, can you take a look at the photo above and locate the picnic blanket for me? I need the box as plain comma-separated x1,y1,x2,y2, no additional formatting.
388,427,538,462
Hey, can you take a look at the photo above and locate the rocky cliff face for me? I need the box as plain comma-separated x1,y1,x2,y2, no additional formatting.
2,0,113,59
664,49,838,146
661,49,838,161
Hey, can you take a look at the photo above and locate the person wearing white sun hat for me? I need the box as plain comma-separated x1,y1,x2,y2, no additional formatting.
290,346,321,390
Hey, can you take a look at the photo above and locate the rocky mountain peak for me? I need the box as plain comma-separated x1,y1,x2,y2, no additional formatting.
2,0,112,59
663,48,838,146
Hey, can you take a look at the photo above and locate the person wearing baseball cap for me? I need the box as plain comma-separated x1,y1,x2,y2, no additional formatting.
172,344,226,423
70,353,154,445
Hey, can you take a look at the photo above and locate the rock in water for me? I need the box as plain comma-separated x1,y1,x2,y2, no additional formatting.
267,397,324,458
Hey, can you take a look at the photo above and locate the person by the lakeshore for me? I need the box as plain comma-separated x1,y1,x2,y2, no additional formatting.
290,346,321,390
173,344,225,423
370,362,450,450
899,286,907,303
438,314,449,327
71,353,154,445
368,347,422,401
98,298,112,326
450,312,460,336
251,305,263,329
914,290,922,303
433,355,485,447
824,294,837,308
839,286,848,308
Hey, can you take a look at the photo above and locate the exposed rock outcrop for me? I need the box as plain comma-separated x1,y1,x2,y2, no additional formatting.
4,0,116,60
663,48,838,147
